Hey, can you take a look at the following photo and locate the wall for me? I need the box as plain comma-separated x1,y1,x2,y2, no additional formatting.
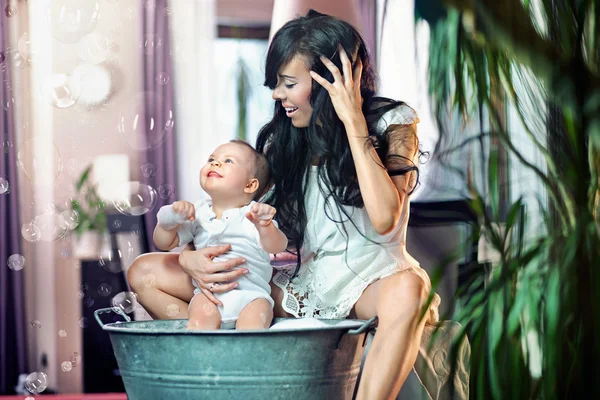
18,0,275,393
16,0,144,393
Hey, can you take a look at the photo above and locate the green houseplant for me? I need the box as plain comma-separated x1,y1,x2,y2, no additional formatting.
415,0,600,398
70,164,107,258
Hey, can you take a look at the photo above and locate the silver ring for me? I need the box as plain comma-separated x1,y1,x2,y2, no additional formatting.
209,283,217,291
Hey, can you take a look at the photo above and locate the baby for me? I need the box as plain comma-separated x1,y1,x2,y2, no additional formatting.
153,140,288,330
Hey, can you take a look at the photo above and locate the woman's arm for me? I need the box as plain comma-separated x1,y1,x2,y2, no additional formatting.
311,47,413,235
345,120,405,235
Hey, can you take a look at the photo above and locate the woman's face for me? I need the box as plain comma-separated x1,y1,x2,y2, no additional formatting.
271,56,313,128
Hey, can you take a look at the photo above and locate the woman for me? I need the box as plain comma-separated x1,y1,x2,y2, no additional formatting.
128,10,440,399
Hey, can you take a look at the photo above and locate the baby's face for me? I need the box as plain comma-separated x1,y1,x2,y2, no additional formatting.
200,142,256,198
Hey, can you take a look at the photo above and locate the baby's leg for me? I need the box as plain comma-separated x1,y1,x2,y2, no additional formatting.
187,292,221,330
235,298,273,330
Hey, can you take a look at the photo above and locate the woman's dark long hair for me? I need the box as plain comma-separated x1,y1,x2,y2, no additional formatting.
256,10,418,277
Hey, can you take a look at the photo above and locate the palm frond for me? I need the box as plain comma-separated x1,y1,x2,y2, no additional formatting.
423,0,600,397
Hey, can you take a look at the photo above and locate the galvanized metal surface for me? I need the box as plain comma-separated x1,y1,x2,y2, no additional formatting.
95,308,376,400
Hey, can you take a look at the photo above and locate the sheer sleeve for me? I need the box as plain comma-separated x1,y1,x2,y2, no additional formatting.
377,104,421,193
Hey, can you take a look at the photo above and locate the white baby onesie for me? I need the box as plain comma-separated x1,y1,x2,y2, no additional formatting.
175,200,275,328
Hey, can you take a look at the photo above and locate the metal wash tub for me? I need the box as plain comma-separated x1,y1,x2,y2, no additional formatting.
94,308,377,400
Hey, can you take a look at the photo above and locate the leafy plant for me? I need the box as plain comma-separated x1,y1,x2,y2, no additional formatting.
70,164,107,237
415,0,600,398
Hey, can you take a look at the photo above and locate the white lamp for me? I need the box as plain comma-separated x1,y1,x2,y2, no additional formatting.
93,154,130,207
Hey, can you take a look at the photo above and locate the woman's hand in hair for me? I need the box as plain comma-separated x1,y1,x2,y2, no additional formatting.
178,244,247,306
309,45,365,128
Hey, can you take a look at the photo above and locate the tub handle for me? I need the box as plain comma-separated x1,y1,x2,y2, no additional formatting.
346,316,378,335
94,307,132,328
336,316,378,349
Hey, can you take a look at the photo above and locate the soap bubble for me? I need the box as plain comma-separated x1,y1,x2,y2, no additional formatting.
156,72,170,85
5,48,27,71
30,320,42,329
99,239,135,273
0,177,9,194
111,291,138,314
117,91,175,151
21,222,41,243
78,33,111,64
98,283,112,296
203,303,216,316
7,254,26,271
58,329,67,338
17,32,39,64
205,370,221,387
157,184,175,200
165,304,180,317
17,138,63,185
49,0,100,43
61,361,73,372
113,182,157,216
78,317,88,328
58,210,79,230
41,73,81,108
25,371,48,394
44,203,57,214
5,5,17,18
70,352,81,367
140,163,156,178
140,34,162,56
33,212,65,242
142,273,156,288
1,96,15,113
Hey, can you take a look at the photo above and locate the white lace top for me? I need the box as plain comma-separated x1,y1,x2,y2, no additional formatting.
273,105,441,321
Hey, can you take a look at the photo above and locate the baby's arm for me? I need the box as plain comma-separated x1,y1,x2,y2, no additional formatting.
153,201,196,251
246,202,288,254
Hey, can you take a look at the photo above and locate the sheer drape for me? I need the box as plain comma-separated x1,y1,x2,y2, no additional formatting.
0,0,28,391
140,0,179,252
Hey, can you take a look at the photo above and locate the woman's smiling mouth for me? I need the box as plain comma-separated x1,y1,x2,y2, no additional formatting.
284,106,298,117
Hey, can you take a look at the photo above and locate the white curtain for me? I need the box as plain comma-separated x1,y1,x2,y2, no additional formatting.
168,0,217,202
377,0,484,201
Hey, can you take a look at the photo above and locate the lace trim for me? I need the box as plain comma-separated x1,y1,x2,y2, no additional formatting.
273,258,440,322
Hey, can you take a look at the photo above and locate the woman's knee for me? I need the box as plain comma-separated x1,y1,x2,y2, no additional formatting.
127,253,165,291
376,272,428,321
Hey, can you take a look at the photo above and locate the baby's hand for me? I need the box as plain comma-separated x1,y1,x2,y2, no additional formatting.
172,201,196,222
246,202,276,227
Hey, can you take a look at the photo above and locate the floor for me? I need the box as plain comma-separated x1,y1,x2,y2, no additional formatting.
0,395,127,400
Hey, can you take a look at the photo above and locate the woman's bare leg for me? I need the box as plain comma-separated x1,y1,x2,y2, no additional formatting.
269,279,294,318
353,271,429,400
127,252,195,320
